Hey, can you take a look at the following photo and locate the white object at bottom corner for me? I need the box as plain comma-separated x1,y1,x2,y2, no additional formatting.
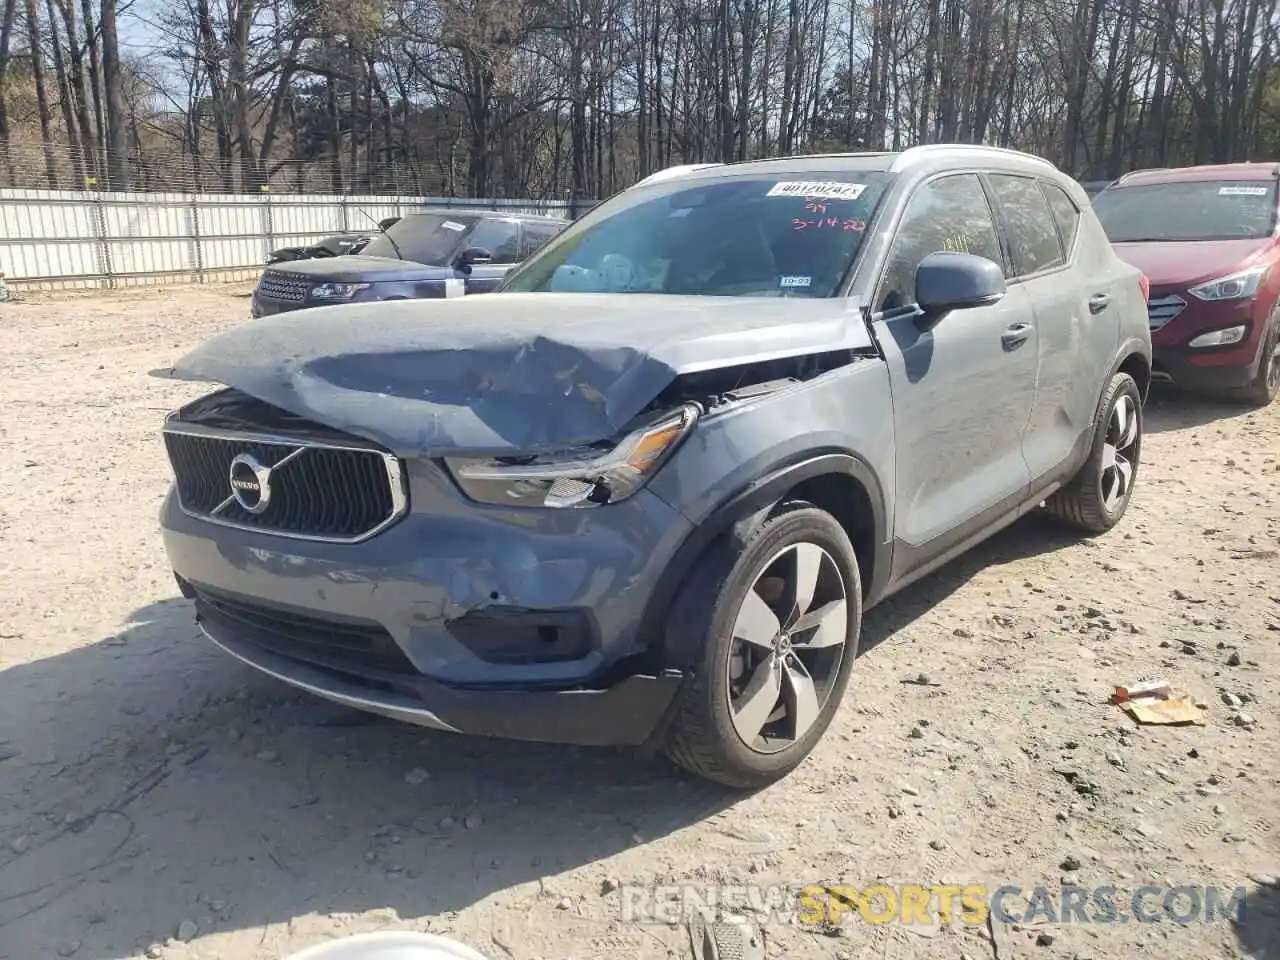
443,278,466,298
282,931,491,960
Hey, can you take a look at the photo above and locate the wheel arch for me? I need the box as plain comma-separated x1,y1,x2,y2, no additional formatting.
1113,338,1152,402
640,451,890,675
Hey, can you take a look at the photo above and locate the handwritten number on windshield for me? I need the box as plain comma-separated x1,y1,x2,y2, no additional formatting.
791,195,866,232
792,217,867,232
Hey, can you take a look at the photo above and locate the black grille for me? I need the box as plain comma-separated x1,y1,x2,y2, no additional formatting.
194,587,419,681
1147,294,1186,332
258,270,310,302
164,431,402,541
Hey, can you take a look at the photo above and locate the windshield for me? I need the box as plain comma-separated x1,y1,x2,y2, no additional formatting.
502,173,891,297
1093,180,1278,242
360,214,478,264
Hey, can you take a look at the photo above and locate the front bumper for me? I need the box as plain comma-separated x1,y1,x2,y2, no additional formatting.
195,600,682,746
1150,294,1266,392
160,472,694,747
250,293,301,318
1151,342,1259,391
1152,350,1249,391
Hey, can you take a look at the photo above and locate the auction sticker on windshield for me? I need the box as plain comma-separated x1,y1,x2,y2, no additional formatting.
767,181,867,201
441,220,468,231
1219,186,1269,196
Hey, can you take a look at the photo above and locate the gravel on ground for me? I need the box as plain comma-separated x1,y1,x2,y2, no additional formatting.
0,284,1277,960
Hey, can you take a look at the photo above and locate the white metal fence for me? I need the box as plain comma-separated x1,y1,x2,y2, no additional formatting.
0,190,582,290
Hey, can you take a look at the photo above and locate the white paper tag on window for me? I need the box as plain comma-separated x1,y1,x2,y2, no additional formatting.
780,275,812,288
767,181,866,201
1218,186,1269,196
441,220,468,231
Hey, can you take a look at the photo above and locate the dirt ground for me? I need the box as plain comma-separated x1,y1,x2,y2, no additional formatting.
0,283,1277,960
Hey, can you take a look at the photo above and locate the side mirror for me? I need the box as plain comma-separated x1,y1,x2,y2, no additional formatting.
914,251,1007,328
455,247,494,272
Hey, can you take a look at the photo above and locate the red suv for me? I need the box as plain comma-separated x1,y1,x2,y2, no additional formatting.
1092,163,1280,406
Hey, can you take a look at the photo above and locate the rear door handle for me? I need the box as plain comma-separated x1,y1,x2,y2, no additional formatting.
1089,293,1111,314
1001,322,1033,351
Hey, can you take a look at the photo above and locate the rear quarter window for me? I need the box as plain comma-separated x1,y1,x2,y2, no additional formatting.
988,174,1067,277
1041,181,1082,255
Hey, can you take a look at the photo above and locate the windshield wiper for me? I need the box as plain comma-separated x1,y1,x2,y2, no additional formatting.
1180,234,1267,242
1117,235,1264,243
357,208,405,260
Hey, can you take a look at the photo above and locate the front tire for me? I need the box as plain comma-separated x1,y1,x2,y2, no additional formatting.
1233,314,1280,407
663,503,862,789
1045,372,1142,534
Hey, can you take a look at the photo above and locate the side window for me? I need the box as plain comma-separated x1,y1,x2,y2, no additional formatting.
878,173,1003,311
468,218,521,263
1040,181,1082,256
520,222,561,260
988,174,1066,277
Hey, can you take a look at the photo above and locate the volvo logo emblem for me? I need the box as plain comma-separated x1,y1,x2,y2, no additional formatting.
228,453,273,515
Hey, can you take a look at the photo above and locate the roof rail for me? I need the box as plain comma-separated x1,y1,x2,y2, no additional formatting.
1114,167,1169,183
1116,162,1280,182
763,150,899,164
631,163,723,188
890,143,1057,172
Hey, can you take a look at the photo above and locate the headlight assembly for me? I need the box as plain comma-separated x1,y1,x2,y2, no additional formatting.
310,282,371,301
445,403,699,508
1187,266,1267,301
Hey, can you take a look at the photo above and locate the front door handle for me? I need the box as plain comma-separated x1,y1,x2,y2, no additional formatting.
1089,293,1111,314
1001,322,1033,351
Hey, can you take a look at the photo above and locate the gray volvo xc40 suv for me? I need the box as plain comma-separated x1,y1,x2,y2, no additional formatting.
159,145,1152,788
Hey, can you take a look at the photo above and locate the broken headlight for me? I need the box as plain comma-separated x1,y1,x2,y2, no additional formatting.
445,404,699,508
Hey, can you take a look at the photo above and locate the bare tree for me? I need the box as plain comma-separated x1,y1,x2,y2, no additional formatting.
100,0,129,188
5,0,1280,195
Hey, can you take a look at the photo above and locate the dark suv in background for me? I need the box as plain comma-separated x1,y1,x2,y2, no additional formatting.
265,217,401,265
1092,164,1280,406
251,209,569,317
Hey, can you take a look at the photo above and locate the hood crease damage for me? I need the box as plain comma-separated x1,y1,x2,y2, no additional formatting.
170,293,874,456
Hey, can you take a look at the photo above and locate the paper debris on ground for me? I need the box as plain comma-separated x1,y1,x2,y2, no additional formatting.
1123,697,1204,725
1111,678,1204,725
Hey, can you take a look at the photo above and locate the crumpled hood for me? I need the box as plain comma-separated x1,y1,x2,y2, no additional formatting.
1112,238,1274,288
265,255,450,283
171,293,872,456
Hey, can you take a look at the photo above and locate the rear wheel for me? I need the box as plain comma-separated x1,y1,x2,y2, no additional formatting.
663,503,862,789
1045,372,1142,534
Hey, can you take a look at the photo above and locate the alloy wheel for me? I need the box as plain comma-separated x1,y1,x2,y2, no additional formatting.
1100,393,1140,513
725,542,849,754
